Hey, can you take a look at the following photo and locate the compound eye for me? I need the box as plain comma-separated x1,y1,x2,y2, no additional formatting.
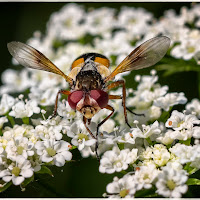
90,90,108,108
68,91,83,110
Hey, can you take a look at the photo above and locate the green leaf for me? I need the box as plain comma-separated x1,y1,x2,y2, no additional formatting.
184,163,198,175
36,166,53,176
179,138,191,146
187,178,200,185
156,57,200,77
21,175,34,188
157,108,171,122
117,143,124,150
0,181,12,193
6,114,15,127
22,117,29,125
135,187,156,198
146,137,153,145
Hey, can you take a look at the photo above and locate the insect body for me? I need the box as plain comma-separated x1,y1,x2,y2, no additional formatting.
68,53,110,120
7,36,170,159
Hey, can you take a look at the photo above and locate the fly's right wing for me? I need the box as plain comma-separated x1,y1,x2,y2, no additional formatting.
105,36,170,82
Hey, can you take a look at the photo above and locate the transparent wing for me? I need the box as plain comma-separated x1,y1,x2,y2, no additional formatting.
105,36,170,82
7,41,73,84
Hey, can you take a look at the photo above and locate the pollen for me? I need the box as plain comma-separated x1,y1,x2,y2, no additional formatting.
168,121,173,126
129,133,133,137
135,167,140,171
68,144,72,149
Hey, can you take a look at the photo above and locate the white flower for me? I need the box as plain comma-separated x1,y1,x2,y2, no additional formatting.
5,135,34,160
152,144,171,167
67,120,96,152
0,155,33,185
0,94,15,115
169,143,198,164
2,124,35,140
166,110,200,131
132,121,161,139
133,164,159,190
186,98,200,118
0,69,32,95
99,146,138,174
154,92,187,111
47,3,86,40
155,166,188,198
9,99,40,118
156,130,174,145
105,175,137,198
118,6,152,36
171,37,200,60
35,139,72,167
85,7,116,36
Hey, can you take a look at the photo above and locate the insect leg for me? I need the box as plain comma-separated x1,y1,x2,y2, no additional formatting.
106,80,131,128
52,89,71,117
83,116,100,161
95,105,115,161
109,95,145,117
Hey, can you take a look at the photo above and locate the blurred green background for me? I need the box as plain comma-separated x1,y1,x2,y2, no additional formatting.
0,2,199,198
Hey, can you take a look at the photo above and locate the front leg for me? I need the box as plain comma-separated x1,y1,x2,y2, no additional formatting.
106,80,131,128
52,89,71,117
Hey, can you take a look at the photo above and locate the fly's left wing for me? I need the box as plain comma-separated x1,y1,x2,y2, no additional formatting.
104,36,170,82
7,41,73,84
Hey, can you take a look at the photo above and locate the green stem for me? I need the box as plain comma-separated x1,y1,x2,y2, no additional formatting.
22,117,29,125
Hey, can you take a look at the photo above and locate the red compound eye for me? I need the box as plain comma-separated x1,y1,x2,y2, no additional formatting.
90,90,108,108
68,91,83,110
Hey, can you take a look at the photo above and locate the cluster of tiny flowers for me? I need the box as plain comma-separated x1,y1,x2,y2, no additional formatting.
0,3,199,197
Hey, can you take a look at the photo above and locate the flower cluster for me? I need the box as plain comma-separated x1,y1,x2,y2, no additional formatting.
0,3,200,198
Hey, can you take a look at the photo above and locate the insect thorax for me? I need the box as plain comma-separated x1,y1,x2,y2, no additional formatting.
74,69,105,91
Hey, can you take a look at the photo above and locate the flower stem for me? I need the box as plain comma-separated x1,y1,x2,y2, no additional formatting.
22,117,29,125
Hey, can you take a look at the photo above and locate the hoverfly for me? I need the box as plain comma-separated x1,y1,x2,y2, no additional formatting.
7,36,170,159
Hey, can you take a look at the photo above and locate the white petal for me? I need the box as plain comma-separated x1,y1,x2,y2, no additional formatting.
12,176,24,185
54,154,65,167
41,153,53,163
0,170,11,178
20,169,33,178
61,151,72,161
3,176,12,183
